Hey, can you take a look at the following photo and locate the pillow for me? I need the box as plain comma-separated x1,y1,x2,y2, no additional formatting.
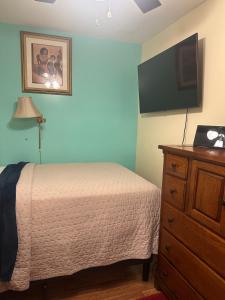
0,166,5,174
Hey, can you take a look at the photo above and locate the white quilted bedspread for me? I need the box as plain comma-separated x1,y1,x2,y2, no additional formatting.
0,163,161,292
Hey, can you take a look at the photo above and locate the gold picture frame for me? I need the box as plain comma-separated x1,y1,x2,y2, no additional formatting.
21,31,72,95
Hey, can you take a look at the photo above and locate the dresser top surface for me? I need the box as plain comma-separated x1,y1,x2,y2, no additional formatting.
159,145,225,166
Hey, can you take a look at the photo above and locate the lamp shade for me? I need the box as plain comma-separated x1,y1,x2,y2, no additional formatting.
14,97,42,119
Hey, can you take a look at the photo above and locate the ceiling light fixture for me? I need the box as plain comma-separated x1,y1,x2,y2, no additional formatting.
107,8,112,18
107,0,112,18
95,0,112,25
95,18,101,26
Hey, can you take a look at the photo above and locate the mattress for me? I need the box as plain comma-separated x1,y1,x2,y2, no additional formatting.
0,162,161,292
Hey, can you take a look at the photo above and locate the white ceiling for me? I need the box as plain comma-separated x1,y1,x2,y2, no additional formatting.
0,0,206,42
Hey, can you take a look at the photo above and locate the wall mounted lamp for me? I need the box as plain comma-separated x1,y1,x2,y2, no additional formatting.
14,97,46,163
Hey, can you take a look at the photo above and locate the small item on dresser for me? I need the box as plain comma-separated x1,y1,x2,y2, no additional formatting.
194,125,225,148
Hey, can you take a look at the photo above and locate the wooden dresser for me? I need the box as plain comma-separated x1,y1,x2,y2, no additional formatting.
156,145,225,300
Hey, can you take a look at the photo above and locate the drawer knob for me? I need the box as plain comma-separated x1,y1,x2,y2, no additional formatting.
165,245,171,252
172,291,179,300
162,271,168,277
170,188,177,195
168,217,175,224
171,162,177,171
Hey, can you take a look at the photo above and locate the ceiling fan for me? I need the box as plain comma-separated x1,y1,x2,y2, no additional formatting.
134,0,161,13
35,0,162,13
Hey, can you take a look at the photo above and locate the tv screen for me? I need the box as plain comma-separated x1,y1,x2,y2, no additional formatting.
138,33,200,113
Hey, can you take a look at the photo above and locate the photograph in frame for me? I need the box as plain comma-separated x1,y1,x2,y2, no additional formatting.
21,31,72,95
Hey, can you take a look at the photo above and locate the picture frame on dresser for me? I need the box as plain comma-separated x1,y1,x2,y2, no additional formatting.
194,125,225,148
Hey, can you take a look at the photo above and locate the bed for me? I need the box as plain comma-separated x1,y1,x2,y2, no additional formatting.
0,162,161,292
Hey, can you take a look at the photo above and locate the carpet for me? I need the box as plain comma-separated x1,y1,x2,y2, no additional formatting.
137,292,168,300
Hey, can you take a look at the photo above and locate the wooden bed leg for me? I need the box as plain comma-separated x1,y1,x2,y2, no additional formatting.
42,281,48,300
142,256,153,282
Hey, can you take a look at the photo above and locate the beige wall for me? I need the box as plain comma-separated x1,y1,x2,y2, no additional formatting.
136,0,225,188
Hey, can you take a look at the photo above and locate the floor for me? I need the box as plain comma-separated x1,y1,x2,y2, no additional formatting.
1,261,158,300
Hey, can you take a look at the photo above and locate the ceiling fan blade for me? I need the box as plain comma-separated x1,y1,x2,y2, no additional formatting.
34,0,56,3
134,0,161,13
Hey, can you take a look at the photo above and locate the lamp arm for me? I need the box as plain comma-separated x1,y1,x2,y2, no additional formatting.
36,116,46,124
36,116,46,163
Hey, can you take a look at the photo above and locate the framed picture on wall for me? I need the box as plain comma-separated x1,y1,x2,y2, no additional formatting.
21,31,72,95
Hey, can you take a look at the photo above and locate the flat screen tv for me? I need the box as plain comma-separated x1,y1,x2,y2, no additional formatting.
138,33,200,113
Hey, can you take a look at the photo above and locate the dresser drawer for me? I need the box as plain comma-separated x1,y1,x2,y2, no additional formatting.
162,202,225,280
165,154,188,179
157,255,202,300
160,229,225,300
163,175,186,211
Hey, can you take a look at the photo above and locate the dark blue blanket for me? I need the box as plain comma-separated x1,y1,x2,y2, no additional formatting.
0,162,27,282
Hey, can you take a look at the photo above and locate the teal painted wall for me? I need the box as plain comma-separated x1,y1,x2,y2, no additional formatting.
0,23,140,169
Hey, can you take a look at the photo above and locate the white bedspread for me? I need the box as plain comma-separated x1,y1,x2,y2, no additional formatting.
0,163,161,292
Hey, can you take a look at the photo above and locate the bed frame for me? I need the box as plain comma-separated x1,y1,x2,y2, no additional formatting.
2,256,154,300
142,257,153,281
